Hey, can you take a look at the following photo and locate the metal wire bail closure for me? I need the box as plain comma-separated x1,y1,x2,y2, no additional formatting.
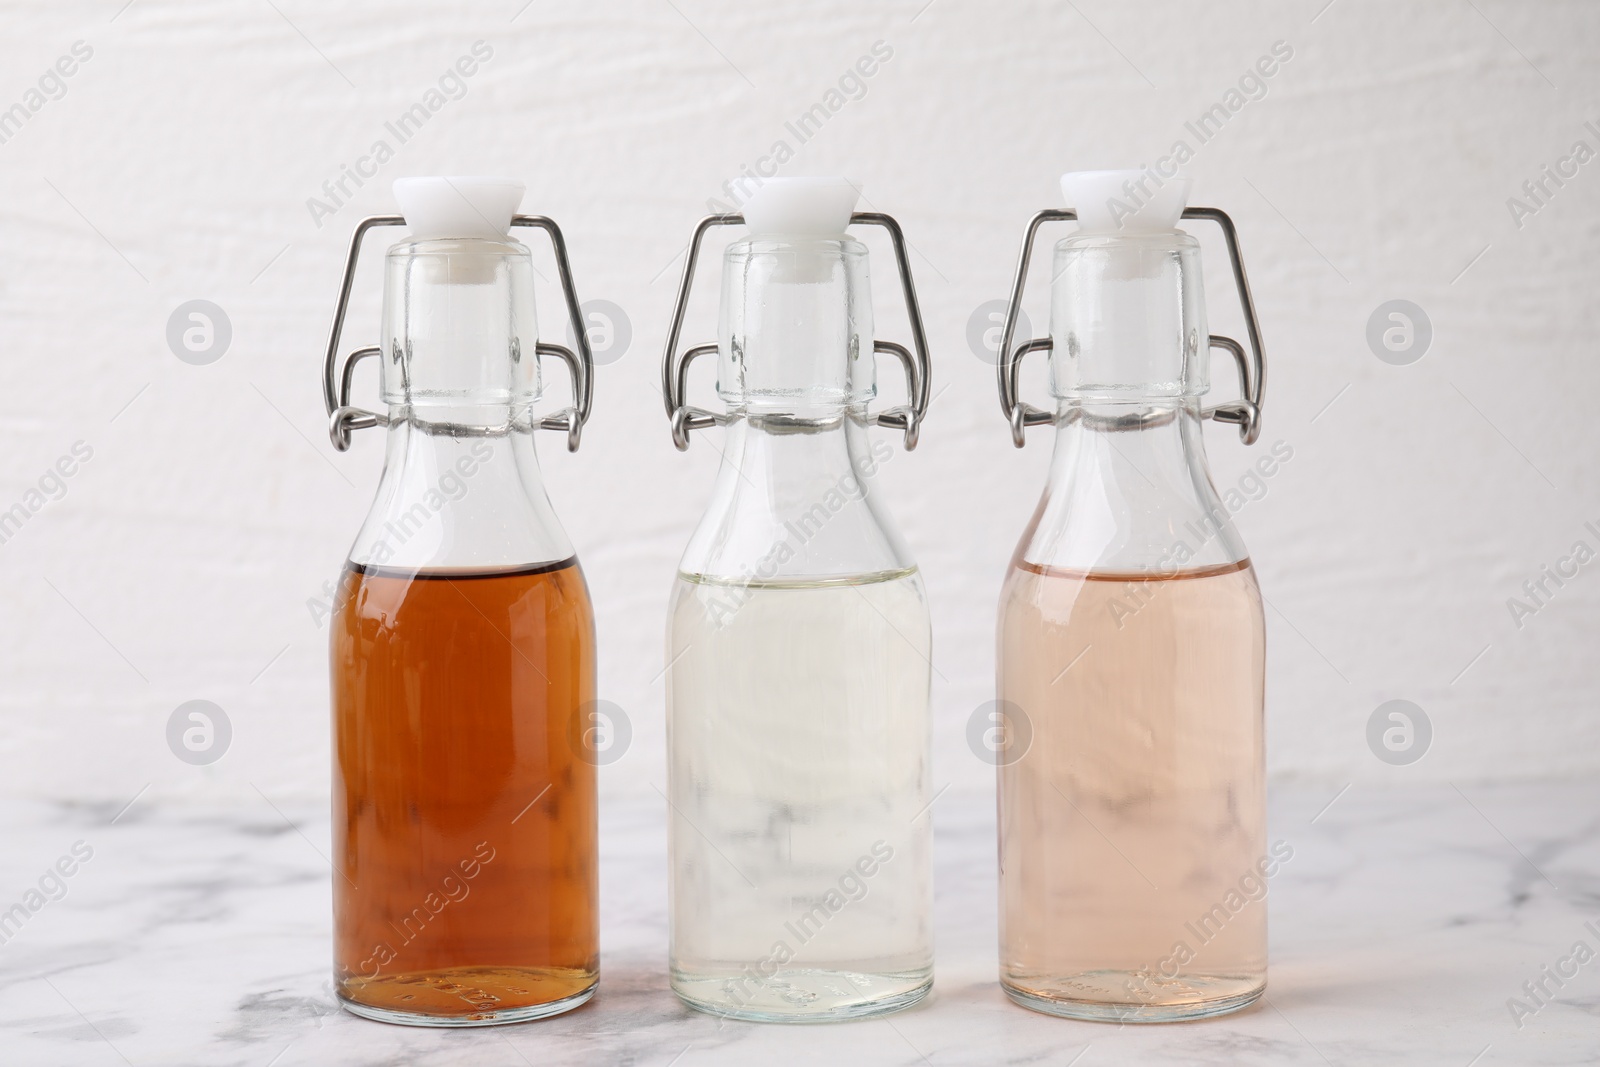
660,212,932,452
321,214,595,452
995,207,1266,448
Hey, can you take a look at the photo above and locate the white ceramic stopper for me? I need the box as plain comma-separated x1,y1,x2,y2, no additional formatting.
742,177,859,237
1061,169,1191,234
393,176,524,240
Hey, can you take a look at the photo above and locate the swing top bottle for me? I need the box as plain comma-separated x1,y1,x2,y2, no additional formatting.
993,170,1271,1023
322,177,600,1026
660,178,936,1022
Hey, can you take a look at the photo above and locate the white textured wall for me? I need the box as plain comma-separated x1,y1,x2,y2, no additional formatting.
0,0,1596,808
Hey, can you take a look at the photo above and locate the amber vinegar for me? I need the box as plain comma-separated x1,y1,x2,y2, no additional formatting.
332,560,597,1022
319,176,601,1026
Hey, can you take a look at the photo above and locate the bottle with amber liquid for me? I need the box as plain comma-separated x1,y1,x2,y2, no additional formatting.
992,171,1270,1022
321,177,597,1026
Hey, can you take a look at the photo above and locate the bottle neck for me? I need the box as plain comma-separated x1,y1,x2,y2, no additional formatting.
717,235,874,411
677,413,911,582
1014,398,1246,575
347,419,571,572
380,236,543,423
1048,229,1207,401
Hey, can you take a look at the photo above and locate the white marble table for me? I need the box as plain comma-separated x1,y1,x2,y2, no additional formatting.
2,783,1596,1066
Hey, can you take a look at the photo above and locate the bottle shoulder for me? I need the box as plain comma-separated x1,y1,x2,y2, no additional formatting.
1013,414,1252,575
347,425,576,572
676,422,917,582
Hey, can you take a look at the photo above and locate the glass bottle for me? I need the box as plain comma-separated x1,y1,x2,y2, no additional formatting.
992,170,1270,1022
659,177,934,1022
320,177,598,1026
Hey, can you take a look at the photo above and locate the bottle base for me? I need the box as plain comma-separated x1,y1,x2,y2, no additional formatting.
672,967,932,1023
1001,973,1264,1023
337,967,596,1027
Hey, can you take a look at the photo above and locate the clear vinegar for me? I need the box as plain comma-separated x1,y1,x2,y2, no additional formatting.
997,559,1267,1022
666,568,934,1021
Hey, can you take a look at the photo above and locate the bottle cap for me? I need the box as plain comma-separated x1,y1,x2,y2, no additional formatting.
743,177,859,237
393,176,525,240
1061,169,1190,234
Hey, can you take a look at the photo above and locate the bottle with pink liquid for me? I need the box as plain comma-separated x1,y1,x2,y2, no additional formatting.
991,170,1271,1022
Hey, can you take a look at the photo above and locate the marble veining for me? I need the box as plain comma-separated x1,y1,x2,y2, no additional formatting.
1,783,1597,1065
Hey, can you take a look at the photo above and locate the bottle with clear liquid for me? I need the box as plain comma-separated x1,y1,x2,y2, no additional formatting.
992,171,1271,1022
319,177,599,1026
660,177,935,1022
